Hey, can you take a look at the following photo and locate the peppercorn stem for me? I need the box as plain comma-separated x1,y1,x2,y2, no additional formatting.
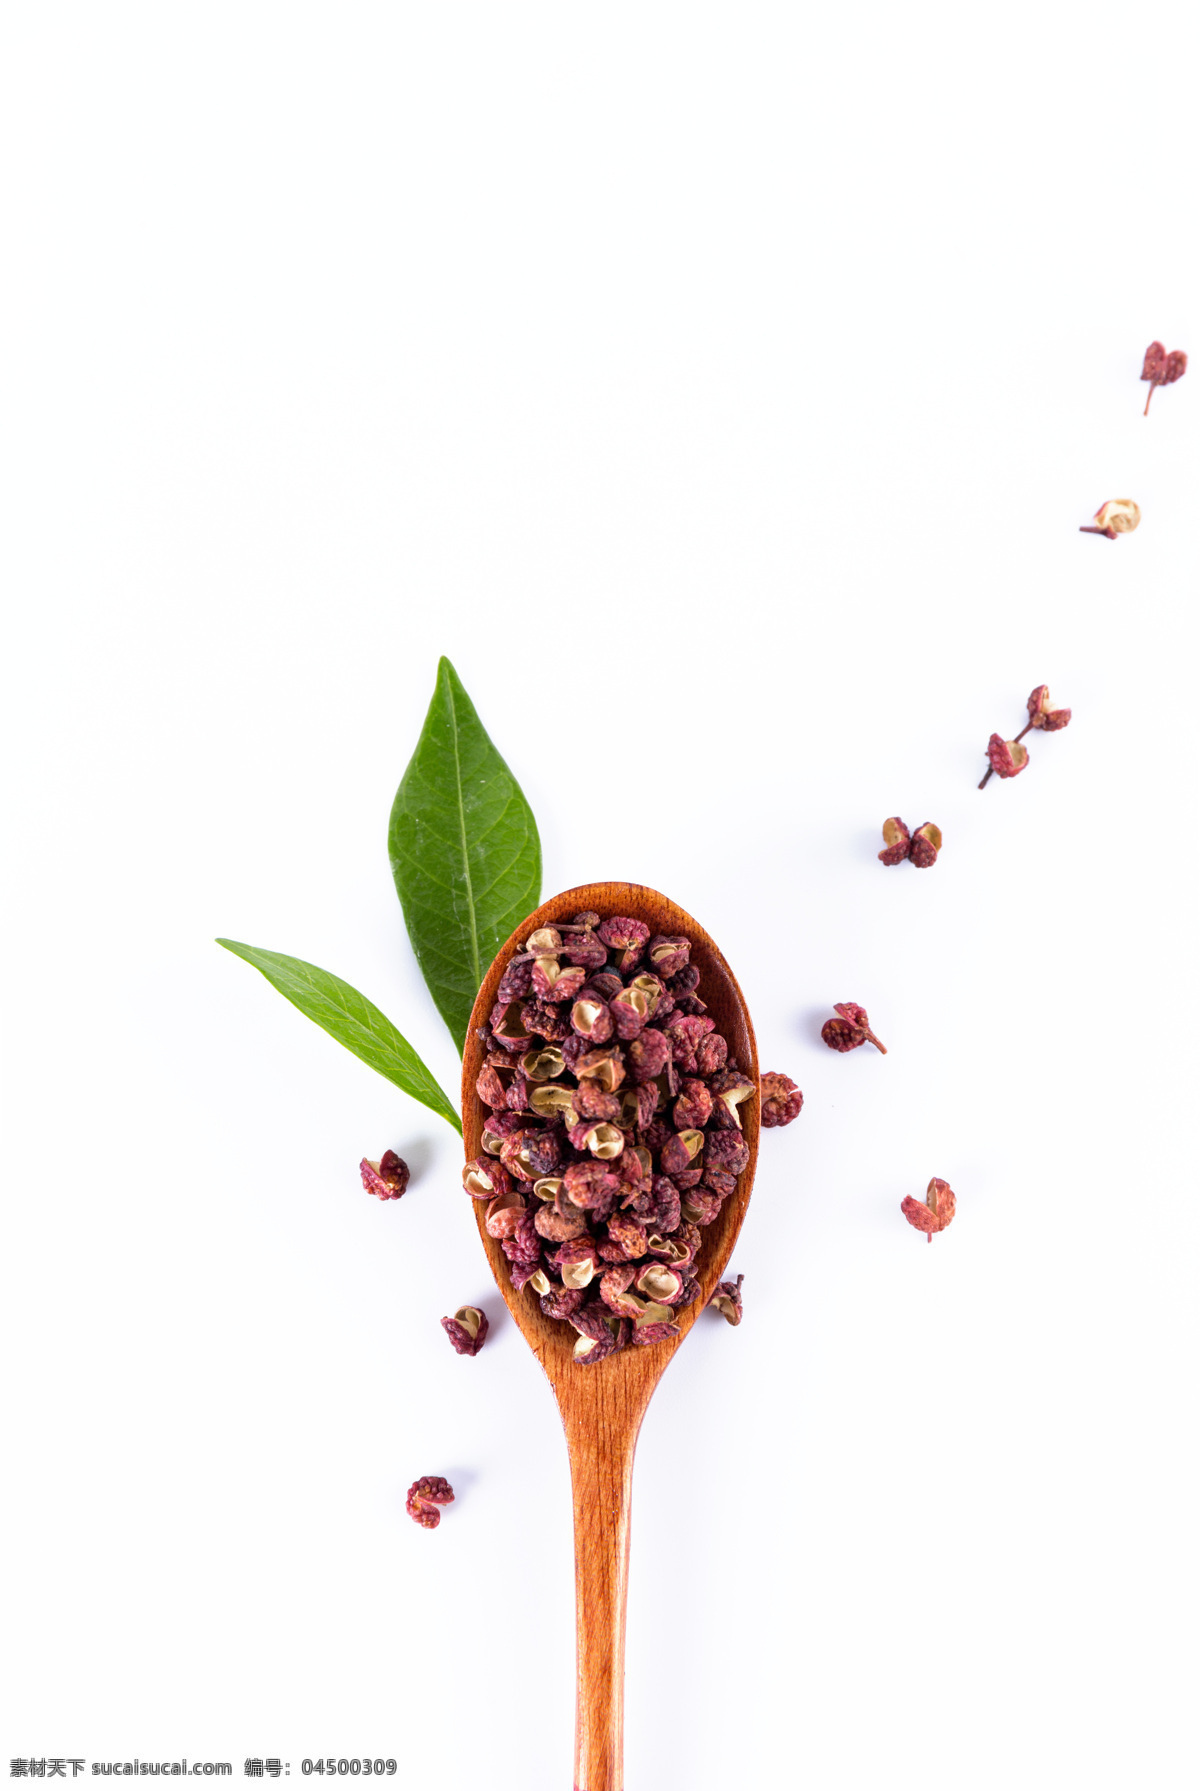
1145,380,1157,417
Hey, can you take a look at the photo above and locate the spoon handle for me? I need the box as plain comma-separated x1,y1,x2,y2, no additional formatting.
566,1407,639,1791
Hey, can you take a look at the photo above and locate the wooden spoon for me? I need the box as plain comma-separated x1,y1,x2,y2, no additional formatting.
461,881,759,1791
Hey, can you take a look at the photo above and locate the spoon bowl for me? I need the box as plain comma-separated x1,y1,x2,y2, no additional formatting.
461,882,759,1791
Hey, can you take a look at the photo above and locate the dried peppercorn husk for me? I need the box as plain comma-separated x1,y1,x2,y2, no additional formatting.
462,1156,512,1199
360,1149,409,1200
907,823,942,868
901,1176,956,1243
709,1273,744,1326
821,1002,887,1055
878,816,911,866
463,913,760,1360
646,934,691,978
441,1305,490,1356
759,1073,802,1128
878,816,942,868
630,1318,680,1347
708,1070,756,1130
406,1475,455,1529
979,683,1073,789
1026,685,1071,732
1080,498,1140,539
985,734,1029,779
1141,341,1187,414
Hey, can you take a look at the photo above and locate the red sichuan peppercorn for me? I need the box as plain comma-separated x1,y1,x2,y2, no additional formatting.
1080,498,1140,539
759,1073,803,1127
360,1150,409,1200
406,1475,455,1529
979,684,1072,788
440,1305,489,1356
901,1177,956,1243
464,913,767,1361
1141,340,1187,415
821,1003,887,1055
710,1273,744,1326
878,816,942,868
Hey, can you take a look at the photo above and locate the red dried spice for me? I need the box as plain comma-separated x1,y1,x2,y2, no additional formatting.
520,996,572,1042
561,919,609,972
531,958,586,1003
879,817,943,868
570,992,614,1042
681,1187,723,1226
900,1176,956,1243
626,1027,670,1083
820,1002,887,1055
636,1261,685,1305
908,823,942,867
759,1072,803,1128
535,1199,588,1243
440,1305,489,1356
1141,341,1187,414
630,1319,680,1348
708,1070,756,1130
1026,685,1072,732
485,1190,527,1239
709,1273,744,1326
705,1130,750,1175
480,1110,523,1156
663,1012,715,1073
605,1212,650,1261
465,913,764,1361
360,1149,409,1201
1079,498,1140,539
610,982,653,1039
568,1302,625,1364
985,734,1029,780
674,1077,714,1130
646,934,691,978
406,1475,455,1530
462,1156,512,1200
596,916,650,974
694,1031,728,1076
495,956,533,1005
979,685,1071,789
540,1283,587,1321
575,1078,622,1122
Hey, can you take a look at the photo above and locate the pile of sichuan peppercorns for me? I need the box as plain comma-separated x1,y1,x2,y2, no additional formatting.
461,913,770,1364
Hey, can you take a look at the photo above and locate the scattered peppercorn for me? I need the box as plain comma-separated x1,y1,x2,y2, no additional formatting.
441,1305,490,1356
467,914,759,1362
985,734,1028,781
878,817,942,869
759,1073,803,1127
1080,497,1140,538
360,1149,409,1200
406,1475,455,1529
709,1273,743,1325
900,1177,956,1243
820,1002,886,1055
979,684,1072,789
1141,341,1187,415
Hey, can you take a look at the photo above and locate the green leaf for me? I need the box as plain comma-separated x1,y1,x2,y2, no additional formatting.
388,656,541,1053
216,939,462,1134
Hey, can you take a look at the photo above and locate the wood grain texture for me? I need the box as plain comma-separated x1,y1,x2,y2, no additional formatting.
461,883,759,1791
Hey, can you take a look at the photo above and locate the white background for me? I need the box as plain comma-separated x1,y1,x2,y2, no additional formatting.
2,4,1197,1786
